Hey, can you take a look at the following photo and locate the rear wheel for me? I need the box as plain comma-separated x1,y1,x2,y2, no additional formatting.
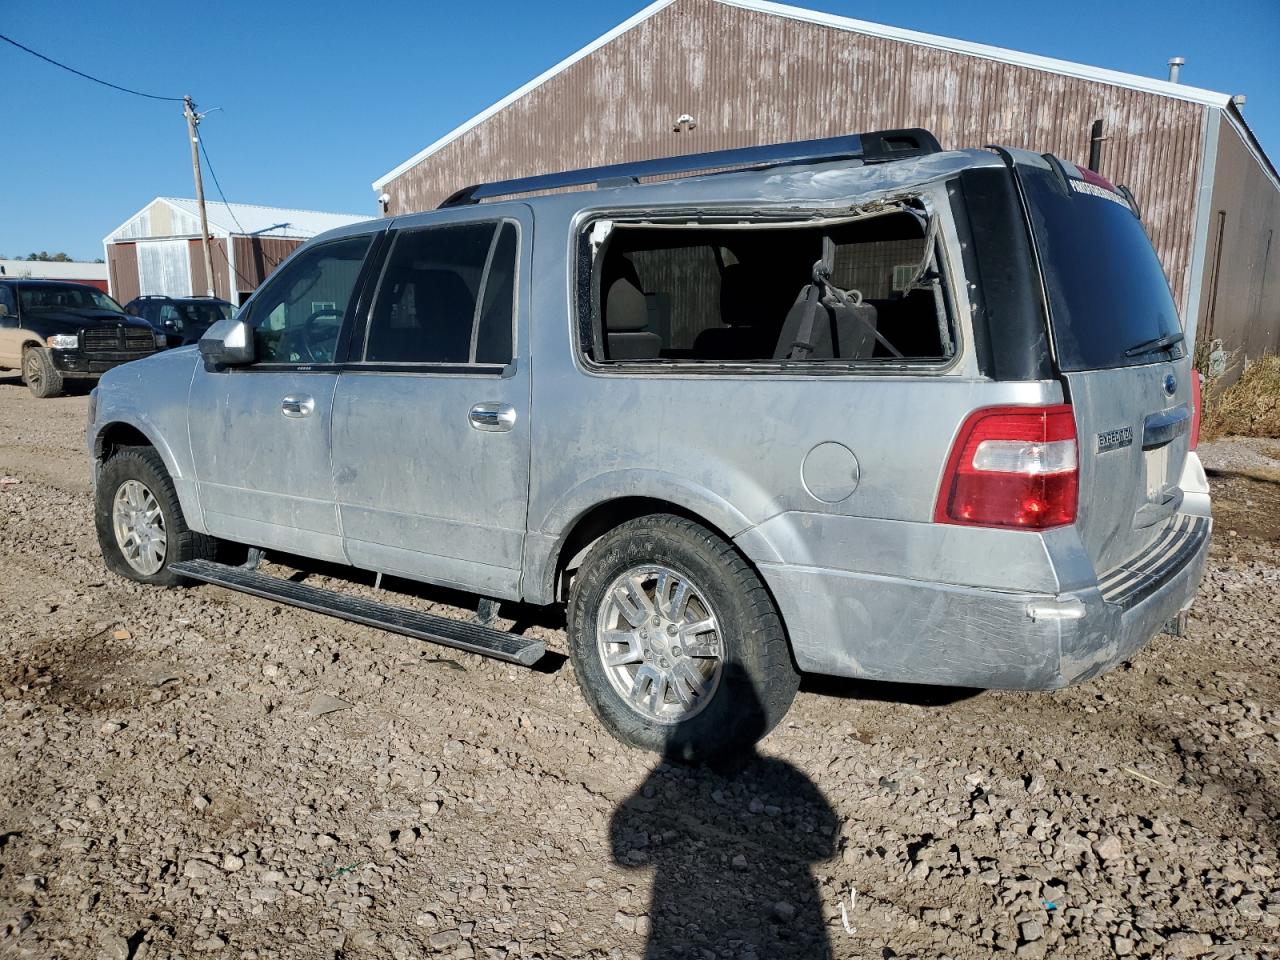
567,514,799,763
23,347,63,399
95,447,217,586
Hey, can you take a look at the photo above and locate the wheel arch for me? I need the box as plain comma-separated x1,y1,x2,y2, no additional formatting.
93,415,208,535
533,488,785,614
93,416,186,484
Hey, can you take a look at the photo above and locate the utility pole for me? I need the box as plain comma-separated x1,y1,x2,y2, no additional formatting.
184,95,216,297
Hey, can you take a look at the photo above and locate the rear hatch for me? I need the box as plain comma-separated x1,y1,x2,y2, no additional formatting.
1012,155,1192,575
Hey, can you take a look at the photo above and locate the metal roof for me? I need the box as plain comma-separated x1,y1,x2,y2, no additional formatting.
105,197,370,243
372,0,1240,191
0,259,108,281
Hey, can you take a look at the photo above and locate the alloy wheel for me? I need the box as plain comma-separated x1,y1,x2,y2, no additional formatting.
595,564,724,724
111,479,167,575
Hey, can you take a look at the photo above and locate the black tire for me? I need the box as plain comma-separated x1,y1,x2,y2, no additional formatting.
567,514,799,763
23,347,63,399
95,446,218,586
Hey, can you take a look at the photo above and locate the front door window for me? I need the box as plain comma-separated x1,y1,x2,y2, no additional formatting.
247,236,372,364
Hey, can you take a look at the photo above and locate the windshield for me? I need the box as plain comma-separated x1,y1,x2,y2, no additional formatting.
178,301,231,327
19,284,125,314
1017,160,1183,371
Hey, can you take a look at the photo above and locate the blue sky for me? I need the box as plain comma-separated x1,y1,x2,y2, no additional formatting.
2,0,1276,260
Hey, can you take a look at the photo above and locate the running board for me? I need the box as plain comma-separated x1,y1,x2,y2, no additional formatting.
169,559,546,667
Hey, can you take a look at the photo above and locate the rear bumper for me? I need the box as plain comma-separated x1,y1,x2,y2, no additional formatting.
753,512,1211,690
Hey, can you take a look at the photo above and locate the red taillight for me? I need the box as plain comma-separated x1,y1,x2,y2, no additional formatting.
1189,370,1202,450
935,405,1079,529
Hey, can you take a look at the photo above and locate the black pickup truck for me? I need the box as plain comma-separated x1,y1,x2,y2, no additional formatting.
0,279,161,398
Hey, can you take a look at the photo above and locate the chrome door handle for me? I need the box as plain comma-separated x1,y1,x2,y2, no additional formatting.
469,402,517,432
281,394,315,418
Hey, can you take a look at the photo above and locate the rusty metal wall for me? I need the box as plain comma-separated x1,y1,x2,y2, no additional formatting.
187,238,232,300
1195,121,1280,366
107,242,139,304
382,0,1205,311
232,236,302,297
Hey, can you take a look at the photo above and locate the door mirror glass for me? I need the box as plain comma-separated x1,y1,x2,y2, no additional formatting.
199,316,255,366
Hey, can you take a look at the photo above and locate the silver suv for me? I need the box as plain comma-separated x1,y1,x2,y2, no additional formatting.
87,130,1212,760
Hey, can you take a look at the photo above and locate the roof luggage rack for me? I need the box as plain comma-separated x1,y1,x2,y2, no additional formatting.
438,128,942,207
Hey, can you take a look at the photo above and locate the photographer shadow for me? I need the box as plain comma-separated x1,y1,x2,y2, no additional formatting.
610,666,837,959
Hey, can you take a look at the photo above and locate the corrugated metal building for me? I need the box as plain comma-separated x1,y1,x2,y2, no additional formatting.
372,0,1280,359
0,259,109,291
103,198,369,307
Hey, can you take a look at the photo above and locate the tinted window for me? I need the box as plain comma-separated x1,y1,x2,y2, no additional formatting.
178,301,228,328
364,221,515,365
1018,163,1182,371
0,286,15,317
475,223,517,364
248,235,371,364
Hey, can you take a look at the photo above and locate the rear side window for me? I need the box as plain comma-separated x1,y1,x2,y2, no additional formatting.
364,220,516,365
583,207,953,366
1017,162,1182,371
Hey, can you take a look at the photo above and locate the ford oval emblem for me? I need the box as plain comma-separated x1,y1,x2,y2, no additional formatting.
1164,373,1177,396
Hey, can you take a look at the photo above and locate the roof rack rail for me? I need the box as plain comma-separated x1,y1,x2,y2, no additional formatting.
438,128,942,208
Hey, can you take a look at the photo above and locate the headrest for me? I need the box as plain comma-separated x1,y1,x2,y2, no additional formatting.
605,275,650,332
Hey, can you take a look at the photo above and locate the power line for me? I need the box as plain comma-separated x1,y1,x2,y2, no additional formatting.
194,126,259,292
0,32,184,102
196,128,248,235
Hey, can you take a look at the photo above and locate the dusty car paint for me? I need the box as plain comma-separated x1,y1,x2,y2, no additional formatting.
88,147,1211,691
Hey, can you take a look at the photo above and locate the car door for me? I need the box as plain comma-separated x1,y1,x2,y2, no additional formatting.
0,285,19,367
330,209,532,599
187,231,379,562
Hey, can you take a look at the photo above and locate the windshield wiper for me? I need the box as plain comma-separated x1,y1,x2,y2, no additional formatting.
1124,331,1184,357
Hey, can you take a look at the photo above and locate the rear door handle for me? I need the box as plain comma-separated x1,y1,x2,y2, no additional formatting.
281,394,315,418
469,402,516,432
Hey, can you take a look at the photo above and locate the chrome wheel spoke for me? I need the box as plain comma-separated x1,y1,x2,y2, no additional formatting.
629,665,662,704
680,637,722,658
657,572,690,622
602,631,644,667
671,661,708,706
610,579,650,627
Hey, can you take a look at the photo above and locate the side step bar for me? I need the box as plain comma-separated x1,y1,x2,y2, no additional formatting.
169,559,546,667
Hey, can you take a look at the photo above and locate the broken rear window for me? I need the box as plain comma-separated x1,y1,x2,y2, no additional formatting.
581,207,954,367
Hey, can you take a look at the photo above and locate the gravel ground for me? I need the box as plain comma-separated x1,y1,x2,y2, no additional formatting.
0,374,1277,960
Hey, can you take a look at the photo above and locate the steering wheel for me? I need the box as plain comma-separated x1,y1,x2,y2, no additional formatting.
299,309,343,363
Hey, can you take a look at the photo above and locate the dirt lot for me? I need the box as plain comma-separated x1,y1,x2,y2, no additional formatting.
0,375,1277,960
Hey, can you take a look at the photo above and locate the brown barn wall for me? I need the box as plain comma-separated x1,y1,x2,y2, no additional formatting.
1195,121,1280,368
187,238,232,300
381,0,1205,311
232,236,302,298
107,242,140,304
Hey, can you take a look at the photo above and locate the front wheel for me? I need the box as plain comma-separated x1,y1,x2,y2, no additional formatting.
567,514,799,763
23,347,63,398
95,447,217,586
